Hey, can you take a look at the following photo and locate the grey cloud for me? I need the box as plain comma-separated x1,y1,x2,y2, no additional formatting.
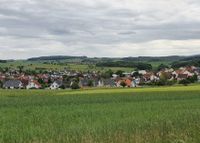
0,0,200,59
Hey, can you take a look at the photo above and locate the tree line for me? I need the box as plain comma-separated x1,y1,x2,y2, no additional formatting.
96,61,152,70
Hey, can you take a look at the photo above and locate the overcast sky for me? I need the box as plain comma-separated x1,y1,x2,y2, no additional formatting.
0,0,200,59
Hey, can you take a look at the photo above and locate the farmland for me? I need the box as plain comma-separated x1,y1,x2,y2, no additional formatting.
0,60,134,72
0,55,177,72
0,85,200,143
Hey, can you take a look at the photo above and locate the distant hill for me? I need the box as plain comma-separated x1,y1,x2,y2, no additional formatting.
27,56,88,61
180,55,200,61
121,56,185,62
27,55,187,62
0,60,7,63
26,55,200,69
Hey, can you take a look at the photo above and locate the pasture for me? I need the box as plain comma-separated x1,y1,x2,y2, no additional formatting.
0,59,170,72
0,60,134,72
0,85,200,143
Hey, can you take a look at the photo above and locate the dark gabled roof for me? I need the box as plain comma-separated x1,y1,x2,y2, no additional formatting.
103,79,116,86
80,78,90,86
93,79,99,87
3,80,22,88
54,80,63,86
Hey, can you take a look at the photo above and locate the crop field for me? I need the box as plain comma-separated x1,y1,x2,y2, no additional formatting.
0,59,171,72
0,61,134,72
0,85,200,143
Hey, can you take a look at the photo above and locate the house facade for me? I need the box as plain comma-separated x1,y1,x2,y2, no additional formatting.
27,80,42,89
3,80,23,89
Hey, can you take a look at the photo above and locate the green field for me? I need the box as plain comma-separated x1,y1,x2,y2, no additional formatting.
0,60,134,72
0,59,171,72
0,85,200,143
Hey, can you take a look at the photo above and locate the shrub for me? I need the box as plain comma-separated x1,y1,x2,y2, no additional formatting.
71,82,80,89
120,81,127,88
87,80,94,87
187,74,198,83
179,79,190,86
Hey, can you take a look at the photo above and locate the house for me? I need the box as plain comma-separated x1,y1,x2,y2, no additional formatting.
122,72,132,77
112,74,119,79
26,80,42,89
97,79,104,87
50,80,63,89
177,74,188,81
79,78,91,87
116,78,133,87
164,68,174,73
124,79,132,87
172,69,194,81
182,70,194,77
102,79,116,87
138,70,147,75
172,70,182,79
116,79,123,87
0,75,5,82
20,79,29,88
3,80,23,89
143,72,159,82
37,74,50,83
132,78,141,87
91,78,99,87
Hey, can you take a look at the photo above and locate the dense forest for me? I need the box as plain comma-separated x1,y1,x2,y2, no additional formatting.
96,61,153,70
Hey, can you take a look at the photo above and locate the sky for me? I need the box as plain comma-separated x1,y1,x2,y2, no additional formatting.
0,0,200,59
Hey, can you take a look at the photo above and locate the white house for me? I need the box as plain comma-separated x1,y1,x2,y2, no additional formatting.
132,78,140,87
50,80,63,89
27,80,42,89
138,70,147,75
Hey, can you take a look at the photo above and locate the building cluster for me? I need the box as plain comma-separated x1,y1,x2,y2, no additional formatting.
0,66,200,89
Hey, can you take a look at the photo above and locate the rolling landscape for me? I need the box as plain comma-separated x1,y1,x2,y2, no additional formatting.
0,55,200,143
1,55,200,72
1,0,200,142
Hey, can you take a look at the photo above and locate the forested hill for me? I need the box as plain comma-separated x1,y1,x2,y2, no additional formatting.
25,55,200,69
26,55,200,63
27,56,88,61
0,60,7,63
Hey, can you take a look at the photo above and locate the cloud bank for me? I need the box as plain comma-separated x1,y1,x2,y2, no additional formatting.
0,0,200,59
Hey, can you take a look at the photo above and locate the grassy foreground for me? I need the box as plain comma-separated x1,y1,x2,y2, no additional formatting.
0,86,200,143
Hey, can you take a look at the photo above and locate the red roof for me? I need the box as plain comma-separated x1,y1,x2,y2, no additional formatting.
32,80,42,88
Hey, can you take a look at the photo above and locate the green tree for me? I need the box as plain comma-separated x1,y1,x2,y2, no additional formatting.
0,81,3,88
102,69,113,78
38,78,44,84
179,79,190,86
17,66,24,73
187,74,198,83
115,70,124,77
157,64,169,71
132,71,141,77
71,82,80,89
120,81,127,88
87,80,94,87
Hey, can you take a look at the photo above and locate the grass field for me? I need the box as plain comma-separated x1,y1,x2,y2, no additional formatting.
0,60,134,72
0,85,200,143
0,60,170,72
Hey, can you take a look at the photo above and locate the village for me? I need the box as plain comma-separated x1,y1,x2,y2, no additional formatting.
0,65,199,90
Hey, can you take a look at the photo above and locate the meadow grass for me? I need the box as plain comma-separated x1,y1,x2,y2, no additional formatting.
0,61,134,72
0,85,200,143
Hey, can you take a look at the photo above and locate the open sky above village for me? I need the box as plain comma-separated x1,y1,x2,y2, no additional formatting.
0,0,200,59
